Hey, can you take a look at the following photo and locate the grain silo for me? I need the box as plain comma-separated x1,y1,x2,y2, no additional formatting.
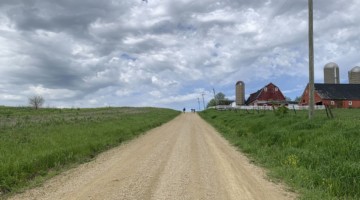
324,62,340,84
348,66,360,84
235,81,245,105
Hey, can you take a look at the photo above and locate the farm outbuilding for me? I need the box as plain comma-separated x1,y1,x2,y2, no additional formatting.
245,83,286,106
300,83,360,108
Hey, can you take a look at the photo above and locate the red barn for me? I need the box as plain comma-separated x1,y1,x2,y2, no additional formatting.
300,83,360,108
246,83,286,106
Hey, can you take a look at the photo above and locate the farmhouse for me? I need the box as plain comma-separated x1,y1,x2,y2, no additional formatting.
300,83,360,108
245,83,286,106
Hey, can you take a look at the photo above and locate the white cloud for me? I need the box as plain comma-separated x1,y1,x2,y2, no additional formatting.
0,0,359,109
0,94,22,101
28,85,77,100
159,93,200,104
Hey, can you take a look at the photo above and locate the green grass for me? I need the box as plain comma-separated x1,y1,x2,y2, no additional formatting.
199,108,360,200
0,106,180,197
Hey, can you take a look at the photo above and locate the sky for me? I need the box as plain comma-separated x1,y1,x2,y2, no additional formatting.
0,0,359,110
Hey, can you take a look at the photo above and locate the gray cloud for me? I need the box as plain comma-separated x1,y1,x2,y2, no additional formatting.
0,0,359,109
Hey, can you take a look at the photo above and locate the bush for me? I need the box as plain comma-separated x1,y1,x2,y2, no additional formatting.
274,105,289,117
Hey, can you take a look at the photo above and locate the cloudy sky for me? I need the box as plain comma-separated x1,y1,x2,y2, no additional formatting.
0,0,359,110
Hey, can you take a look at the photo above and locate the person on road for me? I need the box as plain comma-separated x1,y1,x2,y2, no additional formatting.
183,108,186,113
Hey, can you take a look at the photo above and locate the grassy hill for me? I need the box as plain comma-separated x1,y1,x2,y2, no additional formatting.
0,106,180,197
200,108,360,200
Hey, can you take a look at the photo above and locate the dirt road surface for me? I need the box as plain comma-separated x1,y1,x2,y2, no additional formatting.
11,113,295,200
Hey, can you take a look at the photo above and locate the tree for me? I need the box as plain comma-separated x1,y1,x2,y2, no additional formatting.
29,95,45,109
207,92,228,108
207,99,216,108
294,96,302,102
215,92,225,101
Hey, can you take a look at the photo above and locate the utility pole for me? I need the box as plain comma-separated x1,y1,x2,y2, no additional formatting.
201,93,205,110
213,88,217,106
308,0,315,119
197,97,200,111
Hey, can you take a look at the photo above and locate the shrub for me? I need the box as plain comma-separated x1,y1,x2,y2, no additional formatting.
274,105,289,117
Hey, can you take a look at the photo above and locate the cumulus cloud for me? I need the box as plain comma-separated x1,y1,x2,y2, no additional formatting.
0,0,359,109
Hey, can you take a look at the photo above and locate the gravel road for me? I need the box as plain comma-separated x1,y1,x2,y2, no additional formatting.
11,113,295,200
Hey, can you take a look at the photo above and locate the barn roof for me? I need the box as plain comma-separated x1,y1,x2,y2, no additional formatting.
245,82,285,105
315,83,360,100
245,90,261,105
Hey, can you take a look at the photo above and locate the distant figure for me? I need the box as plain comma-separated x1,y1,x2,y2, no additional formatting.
183,108,186,113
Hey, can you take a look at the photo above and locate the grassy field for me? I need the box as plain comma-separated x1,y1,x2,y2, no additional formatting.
199,108,360,200
0,106,180,197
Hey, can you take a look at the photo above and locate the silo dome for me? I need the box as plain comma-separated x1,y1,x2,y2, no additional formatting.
324,62,340,84
236,81,244,86
350,66,360,72
324,62,339,69
349,66,360,84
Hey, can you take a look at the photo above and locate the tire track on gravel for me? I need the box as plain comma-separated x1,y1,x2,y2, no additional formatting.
10,113,295,200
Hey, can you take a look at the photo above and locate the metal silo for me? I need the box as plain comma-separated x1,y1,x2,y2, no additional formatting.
324,62,340,84
235,81,245,105
349,66,360,84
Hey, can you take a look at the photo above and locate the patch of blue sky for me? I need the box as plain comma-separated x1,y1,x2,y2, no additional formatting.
120,53,137,61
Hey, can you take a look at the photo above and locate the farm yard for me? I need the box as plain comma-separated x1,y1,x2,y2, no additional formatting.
0,106,179,197
200,108,360,199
